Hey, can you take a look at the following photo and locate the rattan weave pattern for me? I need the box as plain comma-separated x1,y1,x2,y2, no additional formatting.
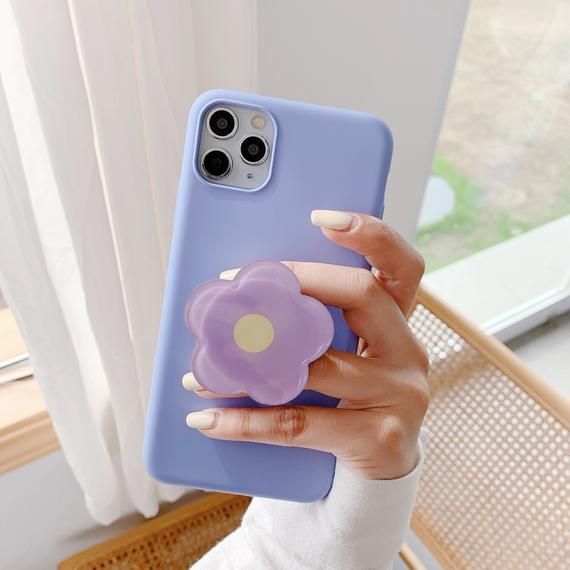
59,494,251,570
409,302,570,570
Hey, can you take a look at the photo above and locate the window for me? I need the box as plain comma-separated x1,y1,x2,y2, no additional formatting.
417,0,570,338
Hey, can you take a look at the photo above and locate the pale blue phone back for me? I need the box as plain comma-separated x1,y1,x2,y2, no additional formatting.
144,90,393,501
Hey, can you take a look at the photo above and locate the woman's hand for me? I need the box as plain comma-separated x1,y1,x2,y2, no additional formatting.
185,210,429,480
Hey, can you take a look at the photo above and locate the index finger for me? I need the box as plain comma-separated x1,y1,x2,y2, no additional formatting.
311,211,425,316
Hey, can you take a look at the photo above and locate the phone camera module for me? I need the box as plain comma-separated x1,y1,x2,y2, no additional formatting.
201,149,232,179
207,107,238,139
240,135,268,165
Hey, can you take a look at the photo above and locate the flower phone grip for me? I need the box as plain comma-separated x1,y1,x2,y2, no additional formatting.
185,261,334,406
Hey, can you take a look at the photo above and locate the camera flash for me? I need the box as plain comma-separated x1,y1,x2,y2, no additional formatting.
251,115,266,129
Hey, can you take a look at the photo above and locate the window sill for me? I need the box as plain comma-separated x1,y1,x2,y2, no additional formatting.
0,307,59,475
0,377,59,475
423,215,570,343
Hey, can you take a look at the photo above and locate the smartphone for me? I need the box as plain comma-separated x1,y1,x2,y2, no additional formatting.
144,90,392,501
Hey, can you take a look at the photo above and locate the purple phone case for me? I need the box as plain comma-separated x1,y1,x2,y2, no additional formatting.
144,90,392,501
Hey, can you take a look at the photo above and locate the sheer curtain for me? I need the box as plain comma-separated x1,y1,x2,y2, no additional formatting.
0,0,256,523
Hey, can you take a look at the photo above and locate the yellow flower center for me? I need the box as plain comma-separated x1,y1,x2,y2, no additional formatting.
233,313,274,353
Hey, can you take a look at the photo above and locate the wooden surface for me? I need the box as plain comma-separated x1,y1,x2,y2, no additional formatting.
0,409,59,475
59,493,252,569
0,378,46,430
0,307,59,474
400,543,428,570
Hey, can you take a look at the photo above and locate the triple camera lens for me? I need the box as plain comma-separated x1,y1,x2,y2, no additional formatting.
207,108,237,139
201,149,232,179
240,136,268,165
201,107,269,181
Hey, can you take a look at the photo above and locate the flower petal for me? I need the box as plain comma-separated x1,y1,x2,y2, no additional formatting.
247,362,310,406
191,341,245,396
297,295,335,364
235,260,301,294
185,279,228,335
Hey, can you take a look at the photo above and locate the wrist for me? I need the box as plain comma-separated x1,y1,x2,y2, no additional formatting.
376,446,420,480
351,433,421,481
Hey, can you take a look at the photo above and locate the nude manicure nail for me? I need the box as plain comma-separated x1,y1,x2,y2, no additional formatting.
186,411,217,429
219,268,240,281
182,372,202,391
311,210,354,231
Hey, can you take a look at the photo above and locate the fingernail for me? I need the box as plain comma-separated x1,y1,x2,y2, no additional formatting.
182,372,202,391
219,268,240,281
186,410,217,429
311,210,354,231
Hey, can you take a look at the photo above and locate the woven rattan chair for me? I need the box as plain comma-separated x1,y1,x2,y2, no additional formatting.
60,285,570,570
410,287,569,570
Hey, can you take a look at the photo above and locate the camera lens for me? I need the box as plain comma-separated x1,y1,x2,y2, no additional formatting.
201,149,232,179
240,136,268,165
207,108,237,138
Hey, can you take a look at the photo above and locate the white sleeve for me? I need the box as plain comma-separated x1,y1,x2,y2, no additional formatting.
192,429,428,570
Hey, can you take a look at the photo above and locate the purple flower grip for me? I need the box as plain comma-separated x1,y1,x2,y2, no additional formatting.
185,261,334,405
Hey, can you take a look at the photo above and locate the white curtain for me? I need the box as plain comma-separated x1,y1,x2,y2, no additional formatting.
0,0,256,523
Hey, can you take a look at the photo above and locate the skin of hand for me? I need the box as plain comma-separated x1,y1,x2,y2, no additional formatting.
185,210,429,480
